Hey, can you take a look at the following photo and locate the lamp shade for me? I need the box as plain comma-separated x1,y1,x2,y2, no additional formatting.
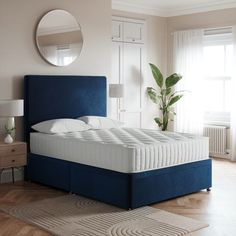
0,99,24,117
109,84,124,98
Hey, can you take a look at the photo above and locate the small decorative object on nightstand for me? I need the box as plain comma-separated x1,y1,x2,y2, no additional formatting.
0,141,27,183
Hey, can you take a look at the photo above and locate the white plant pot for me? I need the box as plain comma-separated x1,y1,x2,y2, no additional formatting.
4,134,13,144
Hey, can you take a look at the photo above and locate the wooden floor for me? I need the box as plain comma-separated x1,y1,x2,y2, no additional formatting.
0,159,235,236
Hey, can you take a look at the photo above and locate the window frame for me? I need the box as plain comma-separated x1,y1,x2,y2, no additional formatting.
203,30,233,126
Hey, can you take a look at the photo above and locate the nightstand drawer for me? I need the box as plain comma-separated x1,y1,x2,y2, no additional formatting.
0,143,26,157
0,155,27,168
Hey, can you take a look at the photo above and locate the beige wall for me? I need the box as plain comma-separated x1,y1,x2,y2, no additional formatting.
0,0,111,140
167,7,236,74
112,10,168,129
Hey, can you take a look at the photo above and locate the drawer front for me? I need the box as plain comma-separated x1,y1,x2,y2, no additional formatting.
0,155,27,168
0,144,26,157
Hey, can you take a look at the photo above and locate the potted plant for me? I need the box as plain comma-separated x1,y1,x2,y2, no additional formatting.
147,63,183,131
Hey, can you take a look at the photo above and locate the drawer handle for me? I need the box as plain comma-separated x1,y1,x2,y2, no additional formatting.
12,159,15,163
11,149,16,153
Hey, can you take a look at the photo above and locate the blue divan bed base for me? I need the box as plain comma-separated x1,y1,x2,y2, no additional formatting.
27,153,212,209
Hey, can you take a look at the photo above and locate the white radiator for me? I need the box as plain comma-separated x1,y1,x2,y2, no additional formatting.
203,125,227,157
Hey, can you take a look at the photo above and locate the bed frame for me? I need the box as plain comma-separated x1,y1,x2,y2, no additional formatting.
24,75,212,209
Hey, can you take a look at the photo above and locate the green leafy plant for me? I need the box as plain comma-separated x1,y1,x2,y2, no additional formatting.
5,125,15,135
147,63,184,131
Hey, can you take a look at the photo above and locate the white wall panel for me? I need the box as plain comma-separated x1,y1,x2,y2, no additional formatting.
112,17,145,128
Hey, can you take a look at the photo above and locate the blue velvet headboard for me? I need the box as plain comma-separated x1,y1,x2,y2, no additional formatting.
24,75,107,143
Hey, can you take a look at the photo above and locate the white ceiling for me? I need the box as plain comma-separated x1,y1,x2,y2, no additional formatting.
112,0,236,17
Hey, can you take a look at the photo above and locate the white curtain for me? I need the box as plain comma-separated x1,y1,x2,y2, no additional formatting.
173,29,205,135
230,26,236,161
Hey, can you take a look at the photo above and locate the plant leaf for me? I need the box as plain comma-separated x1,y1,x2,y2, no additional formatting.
165,73,182,88
161,88,172,96
160,89,165,96
154,117,162,127
169,110,177,115
168,95,183,107
149,63,163,88
165,87,172,95
147,87,159,104
169,90,185,101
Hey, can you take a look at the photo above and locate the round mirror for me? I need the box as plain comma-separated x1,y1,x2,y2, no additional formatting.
36,10,83,67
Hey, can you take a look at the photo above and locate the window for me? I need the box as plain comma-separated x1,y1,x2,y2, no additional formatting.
203,30,233,126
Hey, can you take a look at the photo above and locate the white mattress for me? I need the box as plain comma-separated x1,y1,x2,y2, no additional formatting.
30,128,209,173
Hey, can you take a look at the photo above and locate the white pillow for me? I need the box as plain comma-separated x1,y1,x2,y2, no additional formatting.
32,119,91,134
77,116,124,129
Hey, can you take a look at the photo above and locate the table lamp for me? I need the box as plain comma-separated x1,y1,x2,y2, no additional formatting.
0,99,24,143
109,84,124,120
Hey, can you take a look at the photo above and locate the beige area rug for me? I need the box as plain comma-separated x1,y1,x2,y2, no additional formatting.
1,195,208,236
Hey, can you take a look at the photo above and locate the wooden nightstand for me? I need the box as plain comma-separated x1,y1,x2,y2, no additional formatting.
0,141,27,183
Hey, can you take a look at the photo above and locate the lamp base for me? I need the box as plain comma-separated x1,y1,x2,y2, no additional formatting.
6,117,15,128
5,117,15,141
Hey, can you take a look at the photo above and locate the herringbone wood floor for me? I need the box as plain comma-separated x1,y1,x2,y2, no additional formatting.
0,159,235,236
